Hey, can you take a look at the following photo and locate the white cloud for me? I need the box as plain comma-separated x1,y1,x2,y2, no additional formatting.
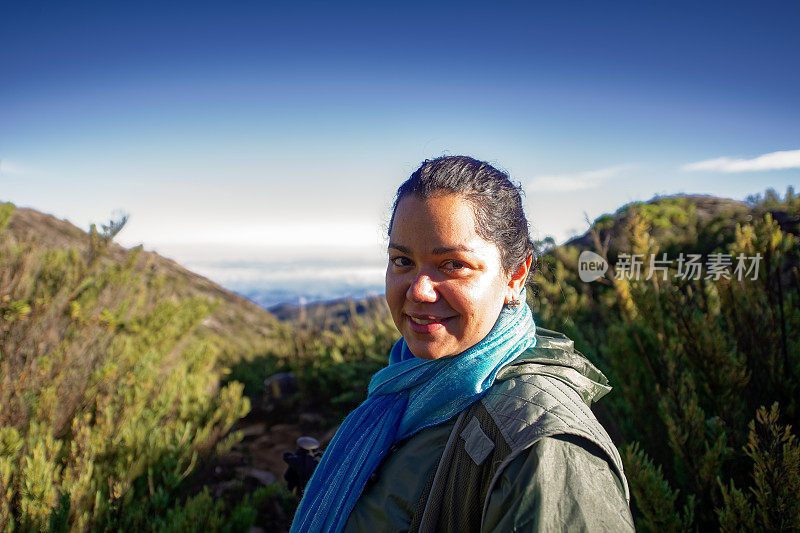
682,149,800,173
118,219,382,249
527,164,631,192
0,160,32,176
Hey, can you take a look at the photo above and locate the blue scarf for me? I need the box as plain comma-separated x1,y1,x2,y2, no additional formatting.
290,291,537,533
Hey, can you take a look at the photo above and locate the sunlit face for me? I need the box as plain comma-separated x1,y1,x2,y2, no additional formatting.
386,194,514,360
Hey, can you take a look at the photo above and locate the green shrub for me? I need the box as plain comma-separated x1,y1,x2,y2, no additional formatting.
0,206,253,530
532,188,800,530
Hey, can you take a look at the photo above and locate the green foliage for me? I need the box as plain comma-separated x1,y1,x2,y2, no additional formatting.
747,186,800,215
0,202,15,234
87,213,129,262
620,441,693,533
532,188,800,531
228,302,399,422
3,186,797,531
0,204,255,530
0,299,31,322
718,403,800,532
153,487,252,533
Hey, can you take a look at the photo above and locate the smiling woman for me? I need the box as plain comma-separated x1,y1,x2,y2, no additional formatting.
386,193,529,359
290,156,634,532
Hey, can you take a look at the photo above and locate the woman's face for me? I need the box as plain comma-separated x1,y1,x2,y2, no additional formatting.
386,194,514,360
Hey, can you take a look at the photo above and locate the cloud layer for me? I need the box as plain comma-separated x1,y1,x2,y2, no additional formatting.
0,160,31,176
527,164,631,192
682,149,800,173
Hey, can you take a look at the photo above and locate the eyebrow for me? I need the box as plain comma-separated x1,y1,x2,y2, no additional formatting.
387,243,412,254
388,242,475,255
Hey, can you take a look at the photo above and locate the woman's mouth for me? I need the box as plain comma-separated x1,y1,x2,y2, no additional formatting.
406,314,453,334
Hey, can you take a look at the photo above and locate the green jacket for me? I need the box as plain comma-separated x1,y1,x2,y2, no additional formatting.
344,328,635,532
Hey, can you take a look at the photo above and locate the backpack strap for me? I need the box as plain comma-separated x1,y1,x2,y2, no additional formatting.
409,399,504,533
409,373,628,533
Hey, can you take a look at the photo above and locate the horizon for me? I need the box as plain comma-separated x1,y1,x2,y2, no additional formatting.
3,188,791,309
2,1,798,303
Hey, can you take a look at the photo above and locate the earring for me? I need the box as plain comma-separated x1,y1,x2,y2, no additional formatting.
506,296,521,308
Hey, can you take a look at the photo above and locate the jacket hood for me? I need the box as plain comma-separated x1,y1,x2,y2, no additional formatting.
496,327,612,406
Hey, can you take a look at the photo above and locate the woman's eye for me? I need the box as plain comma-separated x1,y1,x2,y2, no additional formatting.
391,256,412,268
442,260,467,272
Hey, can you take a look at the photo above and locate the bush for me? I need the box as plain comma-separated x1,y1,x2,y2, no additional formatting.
0,205,253,531
531,188,800,530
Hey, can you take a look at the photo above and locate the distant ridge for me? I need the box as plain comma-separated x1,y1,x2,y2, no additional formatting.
563,194,753,251
269,294,390,330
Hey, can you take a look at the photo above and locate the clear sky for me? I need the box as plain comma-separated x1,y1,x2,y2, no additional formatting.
1,0,798,293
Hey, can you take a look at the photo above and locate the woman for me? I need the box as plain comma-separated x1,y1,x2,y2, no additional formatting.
291,156,634,532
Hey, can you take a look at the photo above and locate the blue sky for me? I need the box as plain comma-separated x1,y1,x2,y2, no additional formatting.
1,1,798,296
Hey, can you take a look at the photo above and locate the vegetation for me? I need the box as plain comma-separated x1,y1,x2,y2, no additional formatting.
531,187,799,531
228,300,398,424
0,204,281,531
1,186,798,531
236,187,799,531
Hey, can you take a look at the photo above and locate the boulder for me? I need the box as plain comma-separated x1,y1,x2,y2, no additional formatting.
262,372,298,410
236,467,278,486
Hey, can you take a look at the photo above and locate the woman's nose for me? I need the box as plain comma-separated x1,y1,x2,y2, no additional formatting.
408,273,438,302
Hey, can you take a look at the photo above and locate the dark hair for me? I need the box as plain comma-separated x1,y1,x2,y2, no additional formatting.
389,155,534,277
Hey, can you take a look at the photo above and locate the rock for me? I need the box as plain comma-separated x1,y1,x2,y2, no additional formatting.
298,412,325,426
237,467,278,486
216,450,247,466
238,423,266,440
213,479,242,498
269,423,298,435
262,372,299,409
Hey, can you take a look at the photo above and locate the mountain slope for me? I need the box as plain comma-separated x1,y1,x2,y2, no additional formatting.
563,192,798,254
0,201,280,530
3,204,277,359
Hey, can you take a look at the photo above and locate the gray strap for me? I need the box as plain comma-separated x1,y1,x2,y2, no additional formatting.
460,416,495,466
411,408,469,533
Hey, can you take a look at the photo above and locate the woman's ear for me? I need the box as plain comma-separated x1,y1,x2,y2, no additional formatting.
506,254,532,302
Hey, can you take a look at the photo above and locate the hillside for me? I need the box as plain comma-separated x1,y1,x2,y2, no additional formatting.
0,201,285,531
563,193,799,255
531,188,800,531
4,205,277,353
1,188,798,532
